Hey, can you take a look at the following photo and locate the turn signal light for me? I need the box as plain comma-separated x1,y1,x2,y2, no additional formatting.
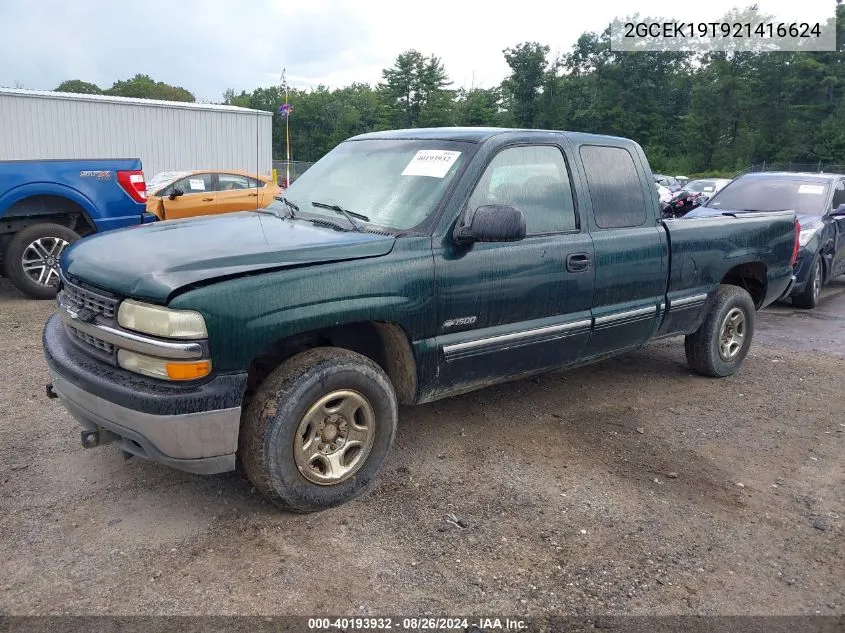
165,360,212,381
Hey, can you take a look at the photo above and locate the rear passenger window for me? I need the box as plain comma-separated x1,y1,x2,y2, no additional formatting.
579,145,647,229
218,174,252,190
468,145,577,234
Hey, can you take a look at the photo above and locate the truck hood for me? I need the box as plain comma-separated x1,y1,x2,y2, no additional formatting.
61,212,396,302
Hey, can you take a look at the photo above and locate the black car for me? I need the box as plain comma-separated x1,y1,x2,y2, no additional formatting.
684,172,845,309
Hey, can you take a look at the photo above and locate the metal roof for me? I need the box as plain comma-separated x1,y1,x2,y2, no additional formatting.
0,87,272,116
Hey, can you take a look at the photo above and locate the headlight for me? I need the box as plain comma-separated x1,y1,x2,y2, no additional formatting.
117,299,207,339
117,350,211,381
798,227,820,247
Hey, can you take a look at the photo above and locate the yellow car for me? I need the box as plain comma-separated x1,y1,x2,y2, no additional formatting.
145,169,283,220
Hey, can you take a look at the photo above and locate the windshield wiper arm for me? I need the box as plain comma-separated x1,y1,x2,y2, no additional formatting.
272,195,300,219
311,201,369,232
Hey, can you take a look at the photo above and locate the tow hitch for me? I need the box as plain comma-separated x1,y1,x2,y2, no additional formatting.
80,429,118,449
46,383,57,399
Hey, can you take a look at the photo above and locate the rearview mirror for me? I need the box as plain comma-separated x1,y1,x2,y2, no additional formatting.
454,205,526,244
831,203,845,217
169,188,184,201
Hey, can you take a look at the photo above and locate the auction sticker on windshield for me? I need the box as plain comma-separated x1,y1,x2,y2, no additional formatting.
798,184,824,194
401,150,461,178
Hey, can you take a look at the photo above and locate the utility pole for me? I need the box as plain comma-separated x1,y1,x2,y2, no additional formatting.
280,69,291,188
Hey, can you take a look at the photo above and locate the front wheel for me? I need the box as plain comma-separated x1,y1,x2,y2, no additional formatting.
4,223,80,299
685,284,756,378
239,347,398,513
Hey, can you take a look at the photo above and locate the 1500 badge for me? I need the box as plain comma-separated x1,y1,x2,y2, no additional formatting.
443,316,477,328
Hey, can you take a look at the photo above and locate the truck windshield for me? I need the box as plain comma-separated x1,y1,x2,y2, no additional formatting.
706,178,830,215
267,139,472,232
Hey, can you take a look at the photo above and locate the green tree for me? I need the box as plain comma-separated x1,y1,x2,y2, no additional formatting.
501,42,549,127
455,87,502,126
105,74,195,102
378,50,454,128
55,79,102,94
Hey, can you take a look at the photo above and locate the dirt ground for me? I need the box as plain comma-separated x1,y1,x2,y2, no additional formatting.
0,277,842,617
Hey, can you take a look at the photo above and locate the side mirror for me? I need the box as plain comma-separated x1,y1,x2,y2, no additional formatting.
454,204,526,244
831,203,845,217
169,188,184,201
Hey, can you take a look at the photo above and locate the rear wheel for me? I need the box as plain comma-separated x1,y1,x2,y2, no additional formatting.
685,284,756,377
239,347,398,513
4,223,80,299
792,257,822,310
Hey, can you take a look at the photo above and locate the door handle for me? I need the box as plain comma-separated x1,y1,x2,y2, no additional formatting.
566,253,591,272
248,193,258,197
202,197,214,202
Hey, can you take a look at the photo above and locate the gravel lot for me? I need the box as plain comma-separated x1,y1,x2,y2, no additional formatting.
1,277,843,617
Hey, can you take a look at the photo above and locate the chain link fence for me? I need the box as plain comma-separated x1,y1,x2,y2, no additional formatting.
272,160,316,186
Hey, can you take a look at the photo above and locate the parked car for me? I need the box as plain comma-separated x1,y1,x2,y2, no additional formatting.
43,127,799,512
0,158,154,299
654,173,682,192
656,183,673,205
685,172,845,309
683,178,732,204
145,169,282,220
675,176,690,187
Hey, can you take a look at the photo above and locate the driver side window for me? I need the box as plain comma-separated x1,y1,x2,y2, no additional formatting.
166,174,214,196
467,145,577,235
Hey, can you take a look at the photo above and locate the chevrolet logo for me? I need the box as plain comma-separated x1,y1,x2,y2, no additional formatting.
75,307,97,323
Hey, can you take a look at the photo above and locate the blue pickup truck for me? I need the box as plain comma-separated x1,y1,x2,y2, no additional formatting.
0,159,155,299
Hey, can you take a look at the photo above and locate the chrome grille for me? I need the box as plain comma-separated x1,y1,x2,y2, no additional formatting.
67,325,115,354
61,279,118,319
59,276,120,363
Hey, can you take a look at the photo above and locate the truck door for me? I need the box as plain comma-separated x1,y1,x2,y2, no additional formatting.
574,143,667,359
433,143,595,395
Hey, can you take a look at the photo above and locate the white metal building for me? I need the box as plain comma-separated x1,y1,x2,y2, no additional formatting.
0,88,273,179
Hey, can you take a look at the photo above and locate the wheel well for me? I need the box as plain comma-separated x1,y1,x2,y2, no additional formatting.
2,195,96,236
243,321,418,411
721,262,767,308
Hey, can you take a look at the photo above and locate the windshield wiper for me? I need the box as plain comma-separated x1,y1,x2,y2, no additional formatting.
272,196,300,219
311,201,369,232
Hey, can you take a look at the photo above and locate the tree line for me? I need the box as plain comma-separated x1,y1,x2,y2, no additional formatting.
51,3,845,175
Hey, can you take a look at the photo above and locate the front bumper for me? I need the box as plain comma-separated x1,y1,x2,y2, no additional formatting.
43,312,247,475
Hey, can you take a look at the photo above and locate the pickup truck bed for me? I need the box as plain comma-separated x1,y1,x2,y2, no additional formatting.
0,158,154,299
42,127,799,513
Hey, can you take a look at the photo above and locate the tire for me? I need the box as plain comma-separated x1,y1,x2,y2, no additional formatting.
792,256,822,310
3,223,80,300
239,347,398,513
685,284,756,378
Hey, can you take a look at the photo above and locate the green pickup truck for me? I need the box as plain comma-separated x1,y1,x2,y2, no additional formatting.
43,127,799,512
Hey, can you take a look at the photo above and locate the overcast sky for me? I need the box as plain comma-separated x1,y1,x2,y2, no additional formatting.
0,0,834,102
